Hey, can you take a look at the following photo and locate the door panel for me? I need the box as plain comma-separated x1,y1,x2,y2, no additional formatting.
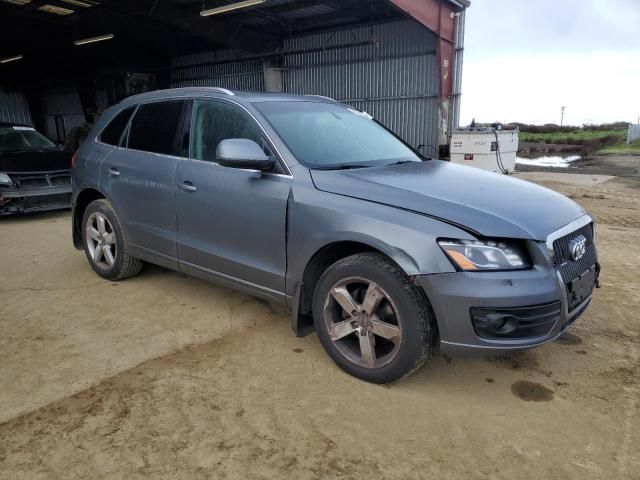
101,149,179,266
175,160,290,293
98,100,187,267
176,99,290,295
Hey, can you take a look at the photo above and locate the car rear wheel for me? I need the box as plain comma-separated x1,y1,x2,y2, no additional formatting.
82,199,142,281
312,252,436,384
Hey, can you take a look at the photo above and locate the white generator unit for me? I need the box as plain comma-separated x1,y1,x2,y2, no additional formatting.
450,128,519,174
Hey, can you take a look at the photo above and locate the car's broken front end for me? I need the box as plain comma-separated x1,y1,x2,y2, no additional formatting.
0,124,73,215
0,170,72,215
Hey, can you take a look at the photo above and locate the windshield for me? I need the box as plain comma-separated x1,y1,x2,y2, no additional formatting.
254,101,421,169
0,127,57,153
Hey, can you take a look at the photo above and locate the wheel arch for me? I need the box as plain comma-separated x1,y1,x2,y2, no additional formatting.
291,238,419,337
72,188,107,249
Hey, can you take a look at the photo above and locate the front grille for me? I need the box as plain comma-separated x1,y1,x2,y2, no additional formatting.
10,172,71,190
17,176,50,189
552,222,598,312
552,223,594,264
49,175,71,187
557,245,597,284
553,223,597,283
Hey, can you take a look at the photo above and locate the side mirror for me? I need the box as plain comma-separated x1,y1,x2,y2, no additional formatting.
216,139,276,172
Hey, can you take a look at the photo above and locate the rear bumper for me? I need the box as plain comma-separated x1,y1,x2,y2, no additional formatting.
414,265,595,356
0,186,72,215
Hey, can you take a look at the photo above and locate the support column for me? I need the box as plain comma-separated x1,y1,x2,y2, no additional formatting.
389,0,461,147
263,59,284,93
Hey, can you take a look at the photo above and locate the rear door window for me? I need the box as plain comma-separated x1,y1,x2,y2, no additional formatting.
99,106,135,146
128,100,186,156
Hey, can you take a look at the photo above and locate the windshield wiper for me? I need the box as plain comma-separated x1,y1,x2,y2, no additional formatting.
311,163,374,171
386,160,418,166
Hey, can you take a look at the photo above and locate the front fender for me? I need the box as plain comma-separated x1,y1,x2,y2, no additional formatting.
286,185,474,297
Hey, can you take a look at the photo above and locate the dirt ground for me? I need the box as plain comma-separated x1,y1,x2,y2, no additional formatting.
1,172,639,479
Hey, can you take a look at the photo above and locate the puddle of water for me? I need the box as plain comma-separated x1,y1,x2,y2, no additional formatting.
511,381,554,402
516,155,582,167
555,332,582,346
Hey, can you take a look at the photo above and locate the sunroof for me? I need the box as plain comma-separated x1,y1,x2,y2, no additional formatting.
37,4,75,15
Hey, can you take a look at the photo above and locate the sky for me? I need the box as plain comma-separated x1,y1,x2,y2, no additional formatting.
459,0,640,126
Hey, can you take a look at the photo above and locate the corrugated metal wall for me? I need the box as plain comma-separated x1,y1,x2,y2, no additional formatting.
170,50,265,91
42,92,85,142
282,20,439,153
0,90,32,126
170,19,441,151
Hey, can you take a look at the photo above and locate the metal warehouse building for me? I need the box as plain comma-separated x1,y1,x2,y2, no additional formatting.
0,0,469,154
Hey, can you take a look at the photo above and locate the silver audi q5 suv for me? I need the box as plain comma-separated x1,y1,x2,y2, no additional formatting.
71,88,599,383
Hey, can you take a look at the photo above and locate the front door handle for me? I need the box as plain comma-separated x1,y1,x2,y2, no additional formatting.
180,181,197,192
109,167,120,177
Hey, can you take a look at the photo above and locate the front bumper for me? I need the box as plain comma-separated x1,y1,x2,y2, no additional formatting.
0,186,72,215
415,259,597,356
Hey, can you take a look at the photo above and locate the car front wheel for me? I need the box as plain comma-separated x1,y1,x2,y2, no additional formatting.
313,252,436,384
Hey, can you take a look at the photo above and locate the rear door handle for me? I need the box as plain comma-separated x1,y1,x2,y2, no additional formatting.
109,167,120,177
180,181,197,192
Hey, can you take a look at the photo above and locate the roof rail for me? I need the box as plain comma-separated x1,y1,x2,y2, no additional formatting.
210,87,235,96
306,94,336,102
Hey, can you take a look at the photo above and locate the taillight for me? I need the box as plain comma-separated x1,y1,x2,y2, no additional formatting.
71,152,78,167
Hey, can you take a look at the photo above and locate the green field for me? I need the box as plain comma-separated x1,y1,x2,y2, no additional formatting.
597,141,640,155
519,129,627,144
516,123,632,154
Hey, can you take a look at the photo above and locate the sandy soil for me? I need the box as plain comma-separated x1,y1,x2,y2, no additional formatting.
0,174,638,479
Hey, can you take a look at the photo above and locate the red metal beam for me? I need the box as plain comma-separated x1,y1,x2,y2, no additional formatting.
389,0,458,99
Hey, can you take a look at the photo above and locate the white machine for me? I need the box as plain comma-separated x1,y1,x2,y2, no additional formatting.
450,127,519,174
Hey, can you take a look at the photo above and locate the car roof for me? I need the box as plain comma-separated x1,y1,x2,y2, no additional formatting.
120,87,337,108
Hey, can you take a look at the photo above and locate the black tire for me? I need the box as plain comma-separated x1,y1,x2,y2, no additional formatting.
312,252,436,384
81,199,143,281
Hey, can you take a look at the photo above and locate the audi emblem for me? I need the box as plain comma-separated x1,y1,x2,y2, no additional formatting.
569,235,587,261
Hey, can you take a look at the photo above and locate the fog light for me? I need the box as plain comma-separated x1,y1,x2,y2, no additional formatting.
486,313,517,334
487,314,507,330
470,303,561,340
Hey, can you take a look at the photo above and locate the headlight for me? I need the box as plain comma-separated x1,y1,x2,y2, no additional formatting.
0,173,13,187
438,238,531,271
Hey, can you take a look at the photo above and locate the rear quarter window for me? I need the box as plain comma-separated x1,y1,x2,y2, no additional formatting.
99,106,135,146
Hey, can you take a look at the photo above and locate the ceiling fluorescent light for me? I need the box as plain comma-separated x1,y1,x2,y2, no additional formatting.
0,55,24,64
1,0,32,6
74,34,114,46
37,4,74,15
60,0,96,7
200,0,265,17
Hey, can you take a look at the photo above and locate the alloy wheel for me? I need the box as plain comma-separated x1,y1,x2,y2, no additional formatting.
86,212,117,269
323,276,402,368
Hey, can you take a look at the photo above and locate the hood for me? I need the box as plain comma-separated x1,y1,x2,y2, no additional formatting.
0,149,72,173
310,160,585,240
